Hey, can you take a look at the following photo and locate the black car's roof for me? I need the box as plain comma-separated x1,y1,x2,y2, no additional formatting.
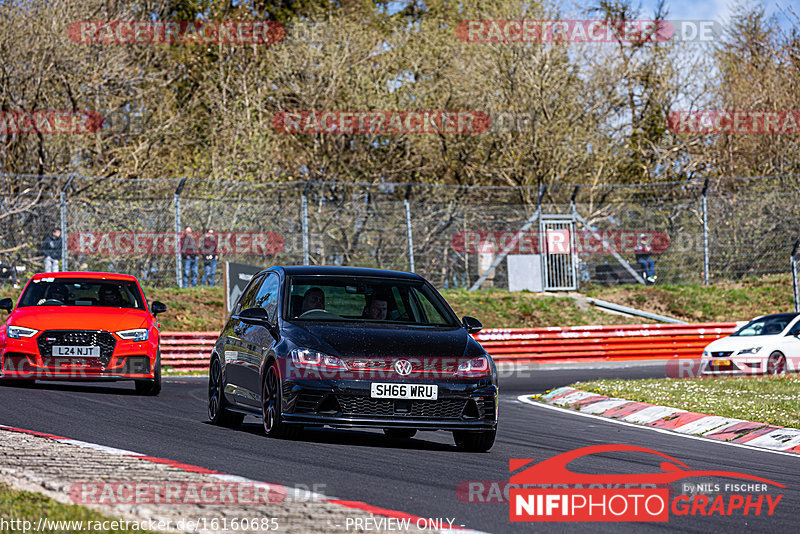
274,265,424,280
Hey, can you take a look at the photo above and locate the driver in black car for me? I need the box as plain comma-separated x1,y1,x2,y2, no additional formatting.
300,287,325,314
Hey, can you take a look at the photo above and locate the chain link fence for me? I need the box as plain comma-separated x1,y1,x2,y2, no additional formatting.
0,173,797,289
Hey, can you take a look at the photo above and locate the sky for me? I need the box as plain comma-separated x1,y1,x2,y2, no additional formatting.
635,0,796,29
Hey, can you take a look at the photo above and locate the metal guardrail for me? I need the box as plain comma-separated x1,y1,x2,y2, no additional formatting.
160,322,739,371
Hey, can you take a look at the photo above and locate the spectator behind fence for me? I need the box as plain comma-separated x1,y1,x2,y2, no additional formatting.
634,233,656,284
0,260,18,288
42,228,62,273
201,229,219,287
180,226,199,287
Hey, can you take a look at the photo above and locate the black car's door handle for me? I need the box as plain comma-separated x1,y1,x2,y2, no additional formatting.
233,325,245,335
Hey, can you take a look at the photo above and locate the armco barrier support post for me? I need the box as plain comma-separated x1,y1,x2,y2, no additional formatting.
174,178,187,288
702,177,710,285
404,185,415,273
59,174,75,272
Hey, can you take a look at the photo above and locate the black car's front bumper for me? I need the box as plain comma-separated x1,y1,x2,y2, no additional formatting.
281,378,498,431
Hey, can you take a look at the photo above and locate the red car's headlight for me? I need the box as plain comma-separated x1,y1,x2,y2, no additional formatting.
115,328,149,342
7,325,38,339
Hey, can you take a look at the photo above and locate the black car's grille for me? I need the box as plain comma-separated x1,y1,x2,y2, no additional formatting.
338,396,395,416
37,330,116,366
711,351,733,358
336,395,468,419
411,399,467,418
345,359,459,375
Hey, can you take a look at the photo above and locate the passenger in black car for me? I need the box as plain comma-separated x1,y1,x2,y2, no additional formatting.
363,295,388,320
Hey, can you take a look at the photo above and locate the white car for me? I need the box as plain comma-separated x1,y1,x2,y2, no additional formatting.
701,313,800,375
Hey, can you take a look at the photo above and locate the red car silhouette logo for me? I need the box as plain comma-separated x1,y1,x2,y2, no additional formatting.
510,444,785,487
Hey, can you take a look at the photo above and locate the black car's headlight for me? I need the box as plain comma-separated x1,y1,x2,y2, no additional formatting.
456,355,491,378
290,348,347,370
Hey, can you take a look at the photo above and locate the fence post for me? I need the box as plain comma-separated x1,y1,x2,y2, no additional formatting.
702,178,710,285
302,181,311,266
174,178,187,288
404,185,415,272
59,174,75,271
792,239,800,313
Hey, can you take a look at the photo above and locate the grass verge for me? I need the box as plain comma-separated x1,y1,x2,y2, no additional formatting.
569,376,800,429
0,483,153,533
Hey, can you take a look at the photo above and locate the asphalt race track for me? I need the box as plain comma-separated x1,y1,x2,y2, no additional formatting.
1,364,797,533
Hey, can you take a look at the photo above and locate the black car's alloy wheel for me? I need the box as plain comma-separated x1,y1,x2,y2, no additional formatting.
208,357,244,427
262,361,301,439
453,429,496,452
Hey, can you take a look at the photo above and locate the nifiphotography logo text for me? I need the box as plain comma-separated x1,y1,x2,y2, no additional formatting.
508,444,784,522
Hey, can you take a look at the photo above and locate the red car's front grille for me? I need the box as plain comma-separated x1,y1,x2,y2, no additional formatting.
36,330,117,367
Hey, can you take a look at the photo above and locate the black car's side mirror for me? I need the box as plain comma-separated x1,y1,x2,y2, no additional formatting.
462,315,483,334
239,307,279,339
0,298,13,313
151,301,167,316
239,306,270,325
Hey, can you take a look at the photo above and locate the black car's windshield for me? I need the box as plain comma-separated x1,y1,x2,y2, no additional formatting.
18,278,145,309
732,315,796,336
286,276,458,326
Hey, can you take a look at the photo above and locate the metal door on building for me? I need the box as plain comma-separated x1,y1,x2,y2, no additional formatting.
539,215,577,290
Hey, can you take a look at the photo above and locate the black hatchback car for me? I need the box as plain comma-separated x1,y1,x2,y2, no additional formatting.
208,266,498,451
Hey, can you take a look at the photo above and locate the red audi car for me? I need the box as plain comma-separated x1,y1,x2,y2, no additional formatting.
0,272,166,395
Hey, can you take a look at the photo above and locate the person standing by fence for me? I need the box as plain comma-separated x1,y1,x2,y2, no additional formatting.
180,226,199,287
201,229,219,287
634,233,656,284
41,228,62,273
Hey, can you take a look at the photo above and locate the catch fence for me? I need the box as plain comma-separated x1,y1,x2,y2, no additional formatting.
0,173,797,290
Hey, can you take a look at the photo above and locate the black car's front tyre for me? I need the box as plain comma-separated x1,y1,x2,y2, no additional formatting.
135,351,161,396
208,357,244,427
453,429,496,452
262,360,301,439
